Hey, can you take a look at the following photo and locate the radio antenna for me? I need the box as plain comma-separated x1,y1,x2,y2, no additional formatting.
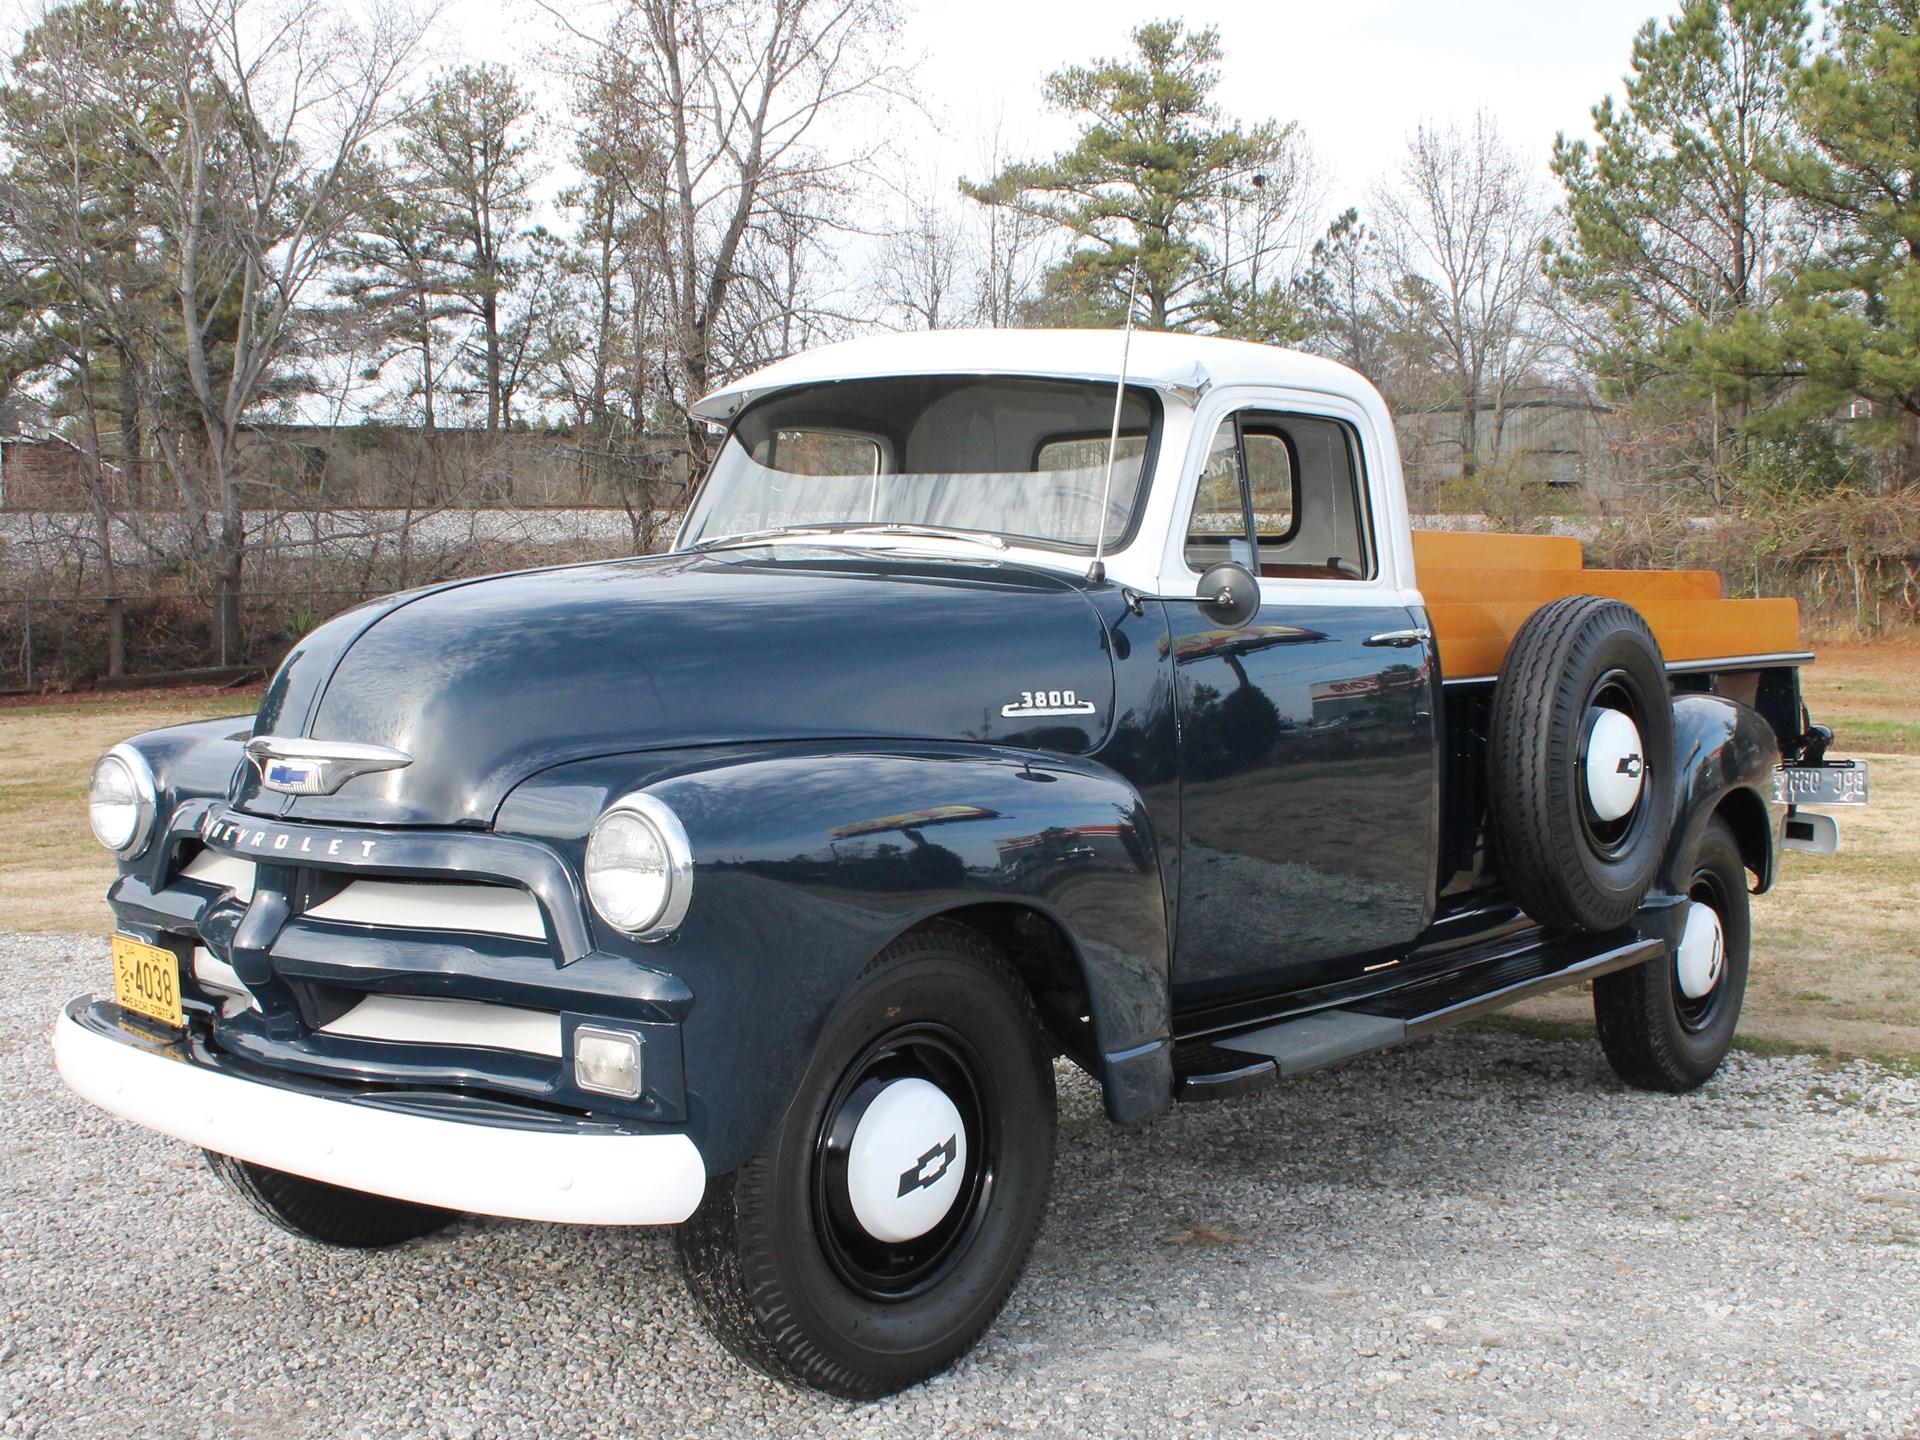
1087,262,1140,584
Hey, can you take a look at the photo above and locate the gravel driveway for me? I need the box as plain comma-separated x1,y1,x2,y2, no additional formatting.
6,931,1917,1440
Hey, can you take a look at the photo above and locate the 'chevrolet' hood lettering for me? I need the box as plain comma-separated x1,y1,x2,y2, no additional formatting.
201,812,378,859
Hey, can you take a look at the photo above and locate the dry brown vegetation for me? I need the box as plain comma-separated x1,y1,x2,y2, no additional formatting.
3,645,1913,1058
0,686,260,934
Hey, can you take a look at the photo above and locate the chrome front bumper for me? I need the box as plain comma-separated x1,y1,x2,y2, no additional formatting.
53,998,706,1226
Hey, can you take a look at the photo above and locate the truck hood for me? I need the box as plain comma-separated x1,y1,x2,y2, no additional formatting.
238,547,1117,827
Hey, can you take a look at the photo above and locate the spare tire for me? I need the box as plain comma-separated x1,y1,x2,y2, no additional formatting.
1486,595,1675,933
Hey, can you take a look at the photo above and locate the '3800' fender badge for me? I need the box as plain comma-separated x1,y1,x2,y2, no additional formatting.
1001,689,1096,718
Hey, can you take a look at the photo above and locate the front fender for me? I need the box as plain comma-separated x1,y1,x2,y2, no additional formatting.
112,716,254,884
1659,693,1782,903
499,742,1172,1173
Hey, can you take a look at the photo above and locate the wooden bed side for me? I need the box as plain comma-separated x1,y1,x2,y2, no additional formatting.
1411,530,1802,681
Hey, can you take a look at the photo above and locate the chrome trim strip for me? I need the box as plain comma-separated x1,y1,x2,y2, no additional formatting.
1441,650,1817,686
1663,651,1817,673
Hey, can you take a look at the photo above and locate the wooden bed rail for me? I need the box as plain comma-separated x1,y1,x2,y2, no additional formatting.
1412,530,1803,683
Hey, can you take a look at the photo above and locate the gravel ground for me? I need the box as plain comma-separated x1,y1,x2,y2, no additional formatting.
5,931,1918,1440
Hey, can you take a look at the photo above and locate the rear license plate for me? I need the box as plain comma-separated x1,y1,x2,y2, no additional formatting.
111,934,184,1028
1772,763,1871,806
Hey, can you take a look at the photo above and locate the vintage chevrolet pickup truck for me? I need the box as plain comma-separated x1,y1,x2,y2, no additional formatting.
55,331,1868,1398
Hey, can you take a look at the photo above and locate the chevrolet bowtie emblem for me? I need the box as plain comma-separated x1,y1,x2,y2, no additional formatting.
898,1134,958,1196
245,737,413,796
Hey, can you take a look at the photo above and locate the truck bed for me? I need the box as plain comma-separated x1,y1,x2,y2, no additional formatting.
1412,530,1804,682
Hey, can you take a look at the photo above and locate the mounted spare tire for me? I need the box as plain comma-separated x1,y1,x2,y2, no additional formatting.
1486,595,1675,933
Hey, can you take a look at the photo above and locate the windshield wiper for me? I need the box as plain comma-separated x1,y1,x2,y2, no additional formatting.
686,523,1008,553
815,523,1007,551
684,525,834,551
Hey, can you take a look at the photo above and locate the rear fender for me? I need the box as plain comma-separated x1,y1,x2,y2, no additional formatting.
1659,693,1782,902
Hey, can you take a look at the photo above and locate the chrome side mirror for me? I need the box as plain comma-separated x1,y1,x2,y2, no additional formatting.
1196,562,1258,628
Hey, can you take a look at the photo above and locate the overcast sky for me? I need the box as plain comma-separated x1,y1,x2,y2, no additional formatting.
900,0,1667,201
454,0,1673,211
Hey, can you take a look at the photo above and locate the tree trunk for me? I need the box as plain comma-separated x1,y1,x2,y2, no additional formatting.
216,499,244,666
1458,390,1480,481
116,352,143,510
419,281,442,503
483,285,502,431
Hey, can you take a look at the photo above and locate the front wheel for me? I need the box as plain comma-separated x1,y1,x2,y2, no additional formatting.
674,923,1057,1399
205,1152,457,1248
1593,816,1751,1091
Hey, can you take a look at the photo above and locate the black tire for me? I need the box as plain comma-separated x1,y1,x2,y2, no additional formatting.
674,922,1057,1400
204,1151,457,1248
1487,594,1676,932
1594,816,1751,1091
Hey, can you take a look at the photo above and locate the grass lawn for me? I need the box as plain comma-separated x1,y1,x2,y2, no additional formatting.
4,638,1914,1059
0,685,260,936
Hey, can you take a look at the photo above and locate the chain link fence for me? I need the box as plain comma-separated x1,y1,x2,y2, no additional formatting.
0,587,392,694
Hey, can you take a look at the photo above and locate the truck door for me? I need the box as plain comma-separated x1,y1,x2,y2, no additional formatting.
1170,406,1438,1004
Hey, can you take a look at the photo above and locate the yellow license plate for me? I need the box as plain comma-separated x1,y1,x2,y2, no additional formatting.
111,935,184,1028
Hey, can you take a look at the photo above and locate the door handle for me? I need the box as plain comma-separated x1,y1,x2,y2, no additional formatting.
1364,627,1431,648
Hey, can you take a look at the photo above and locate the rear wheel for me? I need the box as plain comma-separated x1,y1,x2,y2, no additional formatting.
674,923,1056,1399
204,1152,457,1248
1593,816,1751,1091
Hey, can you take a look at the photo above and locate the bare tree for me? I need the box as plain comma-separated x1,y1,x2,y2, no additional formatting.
544,0,905,464
870,124,1058,332
0,0,427,659
870,162,962,329
1194,133,1324,343
1372,113,1552,480
1300,208,1387,377
962,115,1054,327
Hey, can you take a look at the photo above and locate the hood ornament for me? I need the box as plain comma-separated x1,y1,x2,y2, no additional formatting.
245,737,413,796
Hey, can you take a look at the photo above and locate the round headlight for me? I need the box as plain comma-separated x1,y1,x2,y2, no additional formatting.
88,744,157,856
584,793,693,938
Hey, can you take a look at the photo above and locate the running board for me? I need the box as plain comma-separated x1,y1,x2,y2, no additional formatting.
1173,935,1664,1102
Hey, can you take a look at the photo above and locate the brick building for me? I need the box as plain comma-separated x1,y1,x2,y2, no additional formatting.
0,436,126,510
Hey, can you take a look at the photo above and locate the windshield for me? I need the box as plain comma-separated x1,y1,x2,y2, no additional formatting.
678,375,1159,554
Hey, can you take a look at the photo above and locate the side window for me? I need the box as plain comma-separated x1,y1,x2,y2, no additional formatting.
1241,431,1296,538
1034,433,1147,473
750,430,881,477
1183,410,1373,581
1183,419,1253,570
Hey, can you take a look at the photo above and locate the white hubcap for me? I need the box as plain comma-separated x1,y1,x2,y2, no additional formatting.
1584,707,1646,822
1676,901,1726,999
845,1077,968,1244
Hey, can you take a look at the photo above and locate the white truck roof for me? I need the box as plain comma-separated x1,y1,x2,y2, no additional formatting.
692,328,1381,422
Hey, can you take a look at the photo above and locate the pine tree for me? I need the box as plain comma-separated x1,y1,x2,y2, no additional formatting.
1551,0,1808,388
1710,0,1920,483
960,20,1305,334
398,64,542,432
